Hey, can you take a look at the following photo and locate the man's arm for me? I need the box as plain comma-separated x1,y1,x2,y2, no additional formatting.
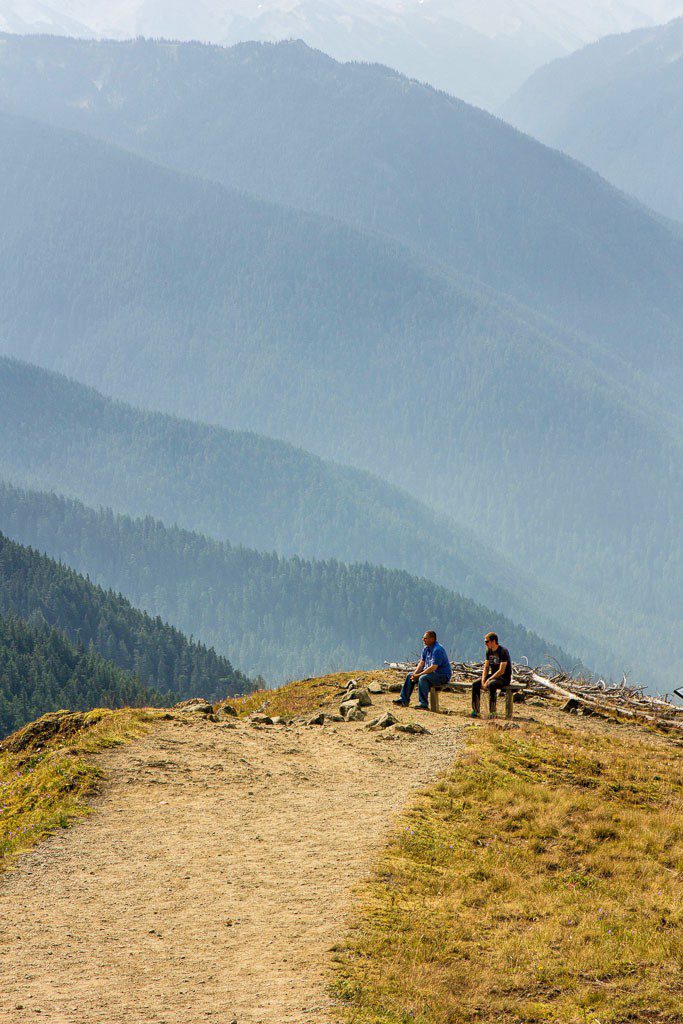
411,659,426,681
487,660,508,683
481,657,490,690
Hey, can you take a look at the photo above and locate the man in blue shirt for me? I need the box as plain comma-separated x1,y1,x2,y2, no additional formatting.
394,630,452,710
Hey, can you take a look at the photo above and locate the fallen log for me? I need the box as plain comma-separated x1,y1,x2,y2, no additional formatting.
531,673,683,734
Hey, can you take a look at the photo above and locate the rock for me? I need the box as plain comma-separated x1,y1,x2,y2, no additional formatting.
346,687,373,708
326,713,344,722
214,705,239,722
270,716,288,725
387,682,403,693
250,714,274,725
339,698,361,716
367,683,384,694
346,678,359,689
395,722,430,735
307,712,326,726
174,698,214,716
367,711,398,731
344,707,366,722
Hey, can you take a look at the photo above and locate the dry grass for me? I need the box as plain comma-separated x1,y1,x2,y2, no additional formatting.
333,719,683,1023
226,669,396,720
0,708,163,874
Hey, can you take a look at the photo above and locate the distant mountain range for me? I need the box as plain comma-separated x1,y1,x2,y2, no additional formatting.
1,38,682,687
1,36,681,396
1,34,683,688
0,482,577,684
503,16,683,224
0,357,674,689
2,2,683,108
0,357,585,662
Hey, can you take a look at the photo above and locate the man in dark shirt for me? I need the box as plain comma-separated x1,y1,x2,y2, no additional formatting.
394,630,451,710
471,631,512,718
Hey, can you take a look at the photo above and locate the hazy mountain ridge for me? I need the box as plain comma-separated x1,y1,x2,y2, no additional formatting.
5,2,683,108
0,110,681,685
0,357,591,663
1,35,682,394
0,482,579,683
503,16,683,223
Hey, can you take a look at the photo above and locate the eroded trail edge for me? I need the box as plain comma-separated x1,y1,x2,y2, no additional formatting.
0,697,462,1024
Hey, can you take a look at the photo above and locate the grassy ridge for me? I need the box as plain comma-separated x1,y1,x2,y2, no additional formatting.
0,709,162,874
333,719,683,1023
226,669,386,719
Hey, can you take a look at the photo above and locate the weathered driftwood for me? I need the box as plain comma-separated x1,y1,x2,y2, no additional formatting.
530,672,683,733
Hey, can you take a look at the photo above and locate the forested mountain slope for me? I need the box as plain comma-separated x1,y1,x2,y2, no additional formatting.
0,112,681,684
0,614,163,737
0,531,252,700
2,36,683,386
0,482,580,683
503,17,683,223
0,356,570,652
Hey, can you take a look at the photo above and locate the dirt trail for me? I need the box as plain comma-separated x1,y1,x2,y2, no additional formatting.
0,689,463,1024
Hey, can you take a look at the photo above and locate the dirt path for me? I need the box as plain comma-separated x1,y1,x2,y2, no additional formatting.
0,690,463,1024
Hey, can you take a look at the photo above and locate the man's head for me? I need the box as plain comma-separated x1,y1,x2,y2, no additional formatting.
423,630,437,647
484,631,499,651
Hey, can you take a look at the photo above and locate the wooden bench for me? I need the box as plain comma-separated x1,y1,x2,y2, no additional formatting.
428,679,526,718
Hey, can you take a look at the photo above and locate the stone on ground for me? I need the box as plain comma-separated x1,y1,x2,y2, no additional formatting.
346,687,373,708
367,712,398,731
173,699,214,716
344,707,366,722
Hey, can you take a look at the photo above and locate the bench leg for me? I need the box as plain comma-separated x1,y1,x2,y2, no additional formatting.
505,687,514,720
429,687,439,713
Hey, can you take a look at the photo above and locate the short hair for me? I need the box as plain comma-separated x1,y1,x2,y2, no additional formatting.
424,629,437,641
484,631,498,643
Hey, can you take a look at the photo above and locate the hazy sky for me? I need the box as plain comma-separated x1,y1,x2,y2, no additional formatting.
3,0,683,48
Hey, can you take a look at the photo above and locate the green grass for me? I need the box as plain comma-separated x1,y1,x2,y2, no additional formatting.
333,720,683,1023
0,708,163,873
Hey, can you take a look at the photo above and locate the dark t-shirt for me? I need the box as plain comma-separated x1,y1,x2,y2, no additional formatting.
485,645,512,685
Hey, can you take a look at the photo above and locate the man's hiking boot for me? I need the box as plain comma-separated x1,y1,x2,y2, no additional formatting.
416,704,430,711
469,711,480,718
392,699,408,707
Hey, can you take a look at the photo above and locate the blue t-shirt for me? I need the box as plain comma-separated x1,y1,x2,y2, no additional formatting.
422,642,451,680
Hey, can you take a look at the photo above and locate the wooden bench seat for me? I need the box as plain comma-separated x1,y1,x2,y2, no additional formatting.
428,680,526,717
